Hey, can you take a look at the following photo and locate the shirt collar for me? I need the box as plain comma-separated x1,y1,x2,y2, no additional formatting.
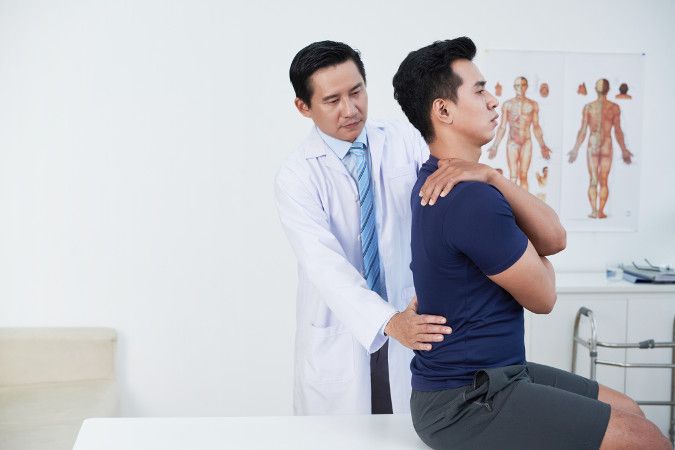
316,126,368,160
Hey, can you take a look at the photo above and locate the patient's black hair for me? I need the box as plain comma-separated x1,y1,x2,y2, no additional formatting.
393,37,476,143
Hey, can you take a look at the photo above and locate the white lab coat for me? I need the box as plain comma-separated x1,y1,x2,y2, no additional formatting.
275,120,429,415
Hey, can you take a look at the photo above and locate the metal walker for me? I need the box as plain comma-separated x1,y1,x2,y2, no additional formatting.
572,306,675,444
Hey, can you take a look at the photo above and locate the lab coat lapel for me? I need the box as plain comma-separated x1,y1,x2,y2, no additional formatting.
323,151,351,178
305,128,352,178
366,123,389,273
367,123,385,201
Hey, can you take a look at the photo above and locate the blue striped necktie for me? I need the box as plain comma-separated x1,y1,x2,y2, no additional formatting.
349,142,384,298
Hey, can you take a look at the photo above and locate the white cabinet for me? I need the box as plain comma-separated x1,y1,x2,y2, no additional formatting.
525,272,675,436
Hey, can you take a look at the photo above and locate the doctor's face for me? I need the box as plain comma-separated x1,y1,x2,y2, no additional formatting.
295,60,368,142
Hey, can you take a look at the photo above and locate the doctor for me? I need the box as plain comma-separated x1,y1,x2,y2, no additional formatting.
275,41,488,415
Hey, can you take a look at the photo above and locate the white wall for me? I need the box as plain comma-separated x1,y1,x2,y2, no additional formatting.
1,0,673,416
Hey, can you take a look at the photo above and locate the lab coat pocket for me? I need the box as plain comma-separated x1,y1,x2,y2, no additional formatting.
304,324,355,384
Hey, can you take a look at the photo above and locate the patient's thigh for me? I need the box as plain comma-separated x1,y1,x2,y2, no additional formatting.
472,380,610,450
526,361,599,399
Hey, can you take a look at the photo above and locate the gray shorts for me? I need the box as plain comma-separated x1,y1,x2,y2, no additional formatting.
410,362,611,450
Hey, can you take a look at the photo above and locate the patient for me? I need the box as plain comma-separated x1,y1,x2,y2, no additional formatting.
392,37,669,450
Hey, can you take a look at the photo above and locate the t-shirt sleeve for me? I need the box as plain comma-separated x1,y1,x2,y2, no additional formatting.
442,182,528,276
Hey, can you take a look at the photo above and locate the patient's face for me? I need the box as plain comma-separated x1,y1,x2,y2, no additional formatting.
448,59,499,147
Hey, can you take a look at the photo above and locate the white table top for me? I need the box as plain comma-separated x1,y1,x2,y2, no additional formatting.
73,415,429,450
555,271,675,294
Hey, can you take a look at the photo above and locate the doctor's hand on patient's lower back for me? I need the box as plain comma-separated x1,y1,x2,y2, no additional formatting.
383,296,452,351
419,158,497,206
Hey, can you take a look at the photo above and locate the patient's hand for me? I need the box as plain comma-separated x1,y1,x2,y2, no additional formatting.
384,296,452,351
419,159,495,206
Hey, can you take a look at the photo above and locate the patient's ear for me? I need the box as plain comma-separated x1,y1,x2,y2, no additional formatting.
294,98,312,118
432,98,454,125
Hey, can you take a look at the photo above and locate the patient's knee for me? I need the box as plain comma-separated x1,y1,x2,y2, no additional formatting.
600,407,670,450
622,397,644,418
598,385,645,418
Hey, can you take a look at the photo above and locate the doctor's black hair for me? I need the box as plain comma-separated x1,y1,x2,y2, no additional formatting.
289,41,366,107
392,37,476,143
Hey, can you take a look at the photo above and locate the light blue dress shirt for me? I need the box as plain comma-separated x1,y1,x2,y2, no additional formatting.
316,126,390,320
317,127,369,179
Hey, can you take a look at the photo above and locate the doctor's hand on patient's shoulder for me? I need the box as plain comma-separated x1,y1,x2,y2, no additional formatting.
419,159,496,206
383,296,452,351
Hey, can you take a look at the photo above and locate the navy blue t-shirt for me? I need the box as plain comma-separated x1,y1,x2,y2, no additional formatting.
410,156,529,391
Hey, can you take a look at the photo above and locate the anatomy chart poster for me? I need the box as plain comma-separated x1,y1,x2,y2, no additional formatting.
478,50,644,232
